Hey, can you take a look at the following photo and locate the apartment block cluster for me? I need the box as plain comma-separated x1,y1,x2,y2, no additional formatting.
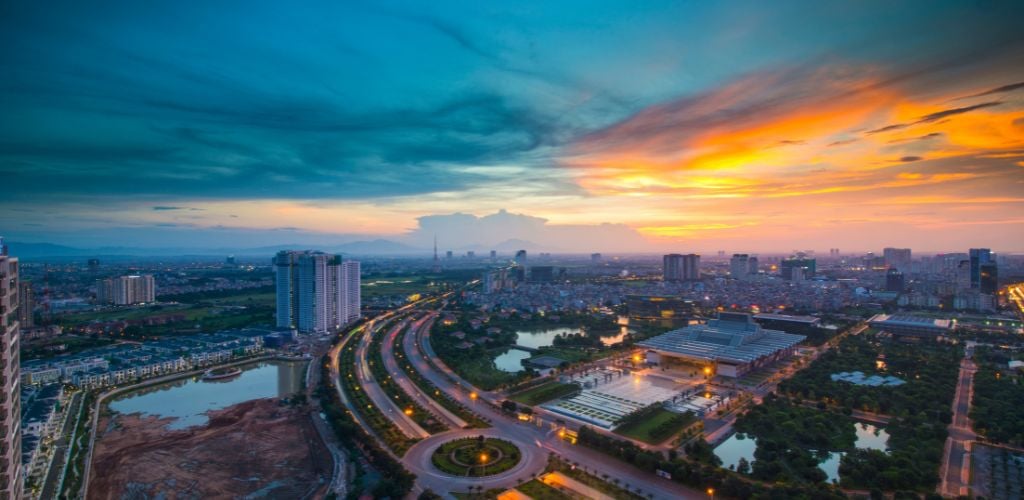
20,383,69,486
882,247,1001,312
21,330,265,389
274,250,361,333
95,274,156,305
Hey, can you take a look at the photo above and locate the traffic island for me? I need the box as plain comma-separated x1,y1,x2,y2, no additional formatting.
430,436,521,477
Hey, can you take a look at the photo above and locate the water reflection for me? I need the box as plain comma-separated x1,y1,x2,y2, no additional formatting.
108,361,306,430
514,327,579,349
493,349,531,373
712,422,890,482
713,432,758,471
513,326,634,349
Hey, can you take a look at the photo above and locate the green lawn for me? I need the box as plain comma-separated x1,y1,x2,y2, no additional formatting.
509,381,578,406
517,480,573,500
614,408,696,444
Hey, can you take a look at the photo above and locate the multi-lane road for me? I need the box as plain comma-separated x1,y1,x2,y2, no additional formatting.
330,301,705,499
940,345,978,498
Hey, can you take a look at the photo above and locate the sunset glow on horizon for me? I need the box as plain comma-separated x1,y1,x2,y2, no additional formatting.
2,1,1022,252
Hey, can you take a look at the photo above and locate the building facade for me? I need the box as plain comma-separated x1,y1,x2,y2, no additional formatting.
16,281,32,329
730,254,750,280
96,275,155,305
969,248,991,289
1,239,22,499
883,247,912,272
781,256,816,281
639,312,805,378
664,254,700,282
274,251,360,333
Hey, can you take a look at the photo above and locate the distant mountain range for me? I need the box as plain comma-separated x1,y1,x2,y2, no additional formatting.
4,237,564,260
5,239,426,259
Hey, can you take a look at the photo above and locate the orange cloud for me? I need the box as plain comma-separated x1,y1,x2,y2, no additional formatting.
556,62,1024,247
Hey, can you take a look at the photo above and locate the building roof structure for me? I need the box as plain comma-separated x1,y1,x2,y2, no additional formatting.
639,312,805,365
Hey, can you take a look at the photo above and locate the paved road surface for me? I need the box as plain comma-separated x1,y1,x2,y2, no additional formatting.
940,348,977,498
355,318,431,440
385,314,467,429
39,391,84,500
403,310,704,499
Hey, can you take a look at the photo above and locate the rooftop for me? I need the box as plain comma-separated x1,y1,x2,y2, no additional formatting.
869,313,953,330
639,313,805,364
753,313,820,324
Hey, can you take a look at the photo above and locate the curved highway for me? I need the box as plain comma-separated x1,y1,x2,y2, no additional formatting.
330,293,703,499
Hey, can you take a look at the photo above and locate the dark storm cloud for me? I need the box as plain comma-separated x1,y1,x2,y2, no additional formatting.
955,81,1024,100
887,132,942,144
0,1,576,202
867,102,1001,134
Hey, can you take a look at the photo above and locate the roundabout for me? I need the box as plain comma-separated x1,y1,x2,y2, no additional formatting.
403,428,548,494
431,436,521,477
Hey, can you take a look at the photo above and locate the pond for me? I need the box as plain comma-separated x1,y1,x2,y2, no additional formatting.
108,361,307,430
598,326,633,346
513,327,580,349
493,348,531,373
514,326,632,349
713,422,890,483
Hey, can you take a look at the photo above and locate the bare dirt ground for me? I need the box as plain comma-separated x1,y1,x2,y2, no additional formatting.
89,398,330,499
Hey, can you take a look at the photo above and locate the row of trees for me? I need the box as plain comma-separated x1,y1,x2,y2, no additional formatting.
776,333,960,491
431,313,535,390
366,324,448,434
390,332,490,428
336,335,419,454
317,361,416,499
734,395,855,484
970,347,1024,447
779,334,959,419
574,426,844,499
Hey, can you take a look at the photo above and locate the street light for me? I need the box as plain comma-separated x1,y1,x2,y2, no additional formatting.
707,487,714,499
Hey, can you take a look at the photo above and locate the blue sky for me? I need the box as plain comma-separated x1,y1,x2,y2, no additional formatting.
2,1,1023,251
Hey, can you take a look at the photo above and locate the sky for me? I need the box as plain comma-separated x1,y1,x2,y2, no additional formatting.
1,0,1023,253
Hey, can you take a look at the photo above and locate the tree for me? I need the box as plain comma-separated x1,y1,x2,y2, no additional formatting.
736,457,750,475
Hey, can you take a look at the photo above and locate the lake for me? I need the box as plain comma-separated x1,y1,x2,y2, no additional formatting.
713,422,890,483
108,361,307,430
513,326,632,349
494,348,532,373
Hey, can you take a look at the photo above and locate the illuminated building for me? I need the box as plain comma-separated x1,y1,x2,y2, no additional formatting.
626,295,698,327
639,312,805,378
885,268,905,292
969,248,991,289
869,313,953,338
781,256,816,280
979,262,998,295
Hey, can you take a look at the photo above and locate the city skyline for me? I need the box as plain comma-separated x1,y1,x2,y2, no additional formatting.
2,1,1023,253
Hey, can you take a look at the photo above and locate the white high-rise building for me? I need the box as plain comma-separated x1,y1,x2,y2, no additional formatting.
1,238,23,499
274,251,360,333
96,275,155,305
730,254,750,280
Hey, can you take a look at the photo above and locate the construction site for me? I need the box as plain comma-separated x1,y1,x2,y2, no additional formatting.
89,398,331,499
